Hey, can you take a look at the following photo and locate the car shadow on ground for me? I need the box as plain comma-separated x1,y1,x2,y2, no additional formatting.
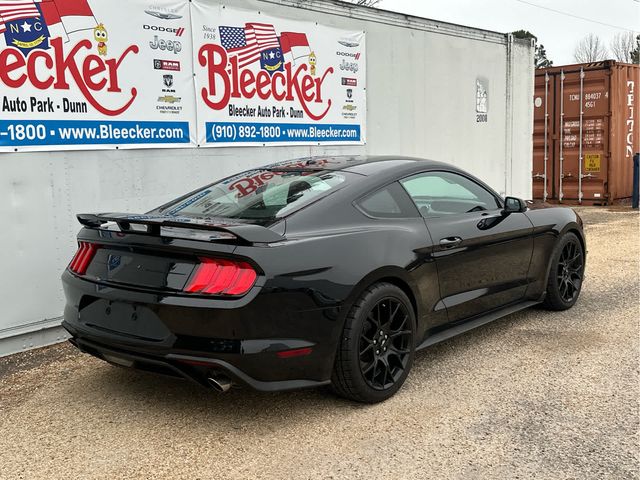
61,306,544,422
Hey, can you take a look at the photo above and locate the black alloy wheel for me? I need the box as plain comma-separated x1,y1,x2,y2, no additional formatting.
359,298,412,390
543,232,585,310
556,239,584,303
332,282,416,403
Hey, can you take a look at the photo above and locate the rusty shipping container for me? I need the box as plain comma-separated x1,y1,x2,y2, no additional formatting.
533,61,639,204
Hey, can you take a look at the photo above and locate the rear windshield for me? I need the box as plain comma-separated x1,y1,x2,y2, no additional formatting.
158,169,350,222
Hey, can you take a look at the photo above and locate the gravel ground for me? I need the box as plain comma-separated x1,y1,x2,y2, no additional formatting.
0,207,638,480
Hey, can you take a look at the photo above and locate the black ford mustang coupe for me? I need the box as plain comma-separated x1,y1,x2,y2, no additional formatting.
62,156,586,402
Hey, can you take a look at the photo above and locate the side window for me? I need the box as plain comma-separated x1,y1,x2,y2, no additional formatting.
400,171,500,217
356,182,419,218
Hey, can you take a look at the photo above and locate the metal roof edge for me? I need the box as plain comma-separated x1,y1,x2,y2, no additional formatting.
546,60,616,70
535,60,640,75
257,0,511,45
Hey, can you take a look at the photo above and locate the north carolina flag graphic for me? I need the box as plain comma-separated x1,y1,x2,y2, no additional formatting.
1,0,51,53
38,0,96,34
219,23,280,68
279,31,310,63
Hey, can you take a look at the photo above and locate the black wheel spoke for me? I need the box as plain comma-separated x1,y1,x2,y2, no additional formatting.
387,351,404,372
367,313,380,329
360,343,373,356
391,314,408,332
389,303,401,322
390,329,411,339
361,360,375,378
568,253,581,265
371,359,379,380
380,359,389,387
565,280,573,295
379,302,394,329
560,280,568,299
390,345,410,355
564,244,571,262
567,277,580,292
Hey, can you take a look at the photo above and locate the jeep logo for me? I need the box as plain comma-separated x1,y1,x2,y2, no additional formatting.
149,35,182,54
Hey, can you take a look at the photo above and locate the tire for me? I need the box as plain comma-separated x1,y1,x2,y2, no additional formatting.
542,232,585,311
332,282,416,403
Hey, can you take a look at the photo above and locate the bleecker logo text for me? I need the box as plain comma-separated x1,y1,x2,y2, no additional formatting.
199,44,333,121
0,38,139,116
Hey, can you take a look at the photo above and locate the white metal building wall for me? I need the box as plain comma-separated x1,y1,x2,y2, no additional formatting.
0,0,534,356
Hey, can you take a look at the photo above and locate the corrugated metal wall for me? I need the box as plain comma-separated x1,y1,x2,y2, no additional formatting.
0,0,534,356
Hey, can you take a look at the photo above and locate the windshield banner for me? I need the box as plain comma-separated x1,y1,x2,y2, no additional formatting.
0,0,366,152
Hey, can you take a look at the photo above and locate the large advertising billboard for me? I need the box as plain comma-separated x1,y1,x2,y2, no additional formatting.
191,1,366,147
0,0,196,151
0,0,366,152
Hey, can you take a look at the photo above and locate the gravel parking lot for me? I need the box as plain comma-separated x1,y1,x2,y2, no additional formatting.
1,207,638,480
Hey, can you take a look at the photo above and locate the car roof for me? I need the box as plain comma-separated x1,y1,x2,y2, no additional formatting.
265,155,452,176
263,155,503,210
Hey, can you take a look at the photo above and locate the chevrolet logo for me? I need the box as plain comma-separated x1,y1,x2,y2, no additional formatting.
158,95,181,103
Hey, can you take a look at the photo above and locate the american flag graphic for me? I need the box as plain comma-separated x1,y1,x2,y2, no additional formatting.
0,0,40,33
219,23,280,68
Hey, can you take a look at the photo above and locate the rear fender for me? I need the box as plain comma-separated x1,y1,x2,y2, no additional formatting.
340,266,423,327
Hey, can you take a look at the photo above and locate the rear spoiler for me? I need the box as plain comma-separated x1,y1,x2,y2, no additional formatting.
76,213,285,244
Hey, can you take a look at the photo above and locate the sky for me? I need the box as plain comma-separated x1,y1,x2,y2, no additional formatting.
379,0,640,65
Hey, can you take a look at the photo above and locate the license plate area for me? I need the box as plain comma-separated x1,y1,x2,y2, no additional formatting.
80,300,171,341
85,249,195,291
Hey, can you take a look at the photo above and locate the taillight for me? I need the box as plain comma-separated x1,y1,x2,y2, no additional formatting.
68,242,99,275
184,258,257,296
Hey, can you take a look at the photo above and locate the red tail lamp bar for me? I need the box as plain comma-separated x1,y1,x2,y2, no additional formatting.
69,242,99,275
276,347,313,359
184,257,257,296
177,347,313,366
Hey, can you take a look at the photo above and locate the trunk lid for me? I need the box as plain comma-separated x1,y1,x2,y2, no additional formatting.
86,247,196,291
72,212,278,293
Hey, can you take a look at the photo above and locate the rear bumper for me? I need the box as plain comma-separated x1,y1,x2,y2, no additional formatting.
64,328,329,391
61,270,343,391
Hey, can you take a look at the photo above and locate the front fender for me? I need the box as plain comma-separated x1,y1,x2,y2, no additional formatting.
524,206,586,300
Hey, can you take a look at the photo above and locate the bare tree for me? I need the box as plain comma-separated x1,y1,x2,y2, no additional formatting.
609,32,636,63
341,0,381,6
574,34,608,63
632,34,640,64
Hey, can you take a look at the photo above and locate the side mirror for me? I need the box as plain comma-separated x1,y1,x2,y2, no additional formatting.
502,196,527,214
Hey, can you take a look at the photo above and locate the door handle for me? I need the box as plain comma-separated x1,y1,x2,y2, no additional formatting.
439,237,462,248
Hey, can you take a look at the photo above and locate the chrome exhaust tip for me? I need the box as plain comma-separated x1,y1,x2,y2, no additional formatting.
207,375,232,393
